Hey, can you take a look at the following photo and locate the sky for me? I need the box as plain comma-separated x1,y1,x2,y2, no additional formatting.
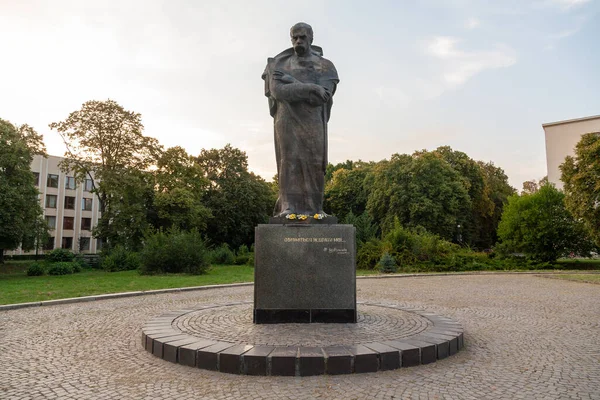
1,0,599,189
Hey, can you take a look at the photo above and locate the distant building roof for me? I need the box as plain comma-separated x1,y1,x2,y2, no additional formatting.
542,114,600,128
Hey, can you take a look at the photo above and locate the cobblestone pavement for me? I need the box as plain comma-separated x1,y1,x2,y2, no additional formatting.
1,275,599,400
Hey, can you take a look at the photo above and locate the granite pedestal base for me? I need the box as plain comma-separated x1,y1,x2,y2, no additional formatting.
253,224,356,324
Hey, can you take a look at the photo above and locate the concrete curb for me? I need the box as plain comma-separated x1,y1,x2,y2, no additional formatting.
2,271,598,312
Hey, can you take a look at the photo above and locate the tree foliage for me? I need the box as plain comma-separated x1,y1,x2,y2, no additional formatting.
196,144,274,248
497,185,595,262
50,100,163,249
560,132,600,246
367,151,471,241
0,119,46,263
324,162,373,220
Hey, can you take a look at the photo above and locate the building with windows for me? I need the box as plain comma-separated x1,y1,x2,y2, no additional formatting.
9,155,101,255
543,115,600,190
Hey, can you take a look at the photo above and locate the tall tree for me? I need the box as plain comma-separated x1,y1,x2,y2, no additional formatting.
560,132,600,246
324,161,374,221
367,152,471,241
0,119,47,263
431,146,494,248
497,185,595,262
153,147,211,232
49,100,163,248
477,161,516,247
196,145,274,248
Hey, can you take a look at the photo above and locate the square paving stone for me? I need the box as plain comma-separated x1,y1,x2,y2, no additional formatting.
422,331,459,355
152,334,190,358
197,342,236,371
364,342,400,371
413,334,449,359
299,347,325,376
178,339,218,367
347,344,378,373
323,346,352,375
163,338,203,363
269,347,298,376
219,344,254,374
145,331,182,354
242,346,274,376
382,340,421,367
402,339,437,364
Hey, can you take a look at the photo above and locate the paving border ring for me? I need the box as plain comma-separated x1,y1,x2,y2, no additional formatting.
141,301,464,376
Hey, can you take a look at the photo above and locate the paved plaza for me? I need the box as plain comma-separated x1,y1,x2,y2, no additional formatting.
1,274,599,399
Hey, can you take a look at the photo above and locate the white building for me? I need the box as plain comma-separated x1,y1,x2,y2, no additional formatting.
543,115,600,190
9,155,101,255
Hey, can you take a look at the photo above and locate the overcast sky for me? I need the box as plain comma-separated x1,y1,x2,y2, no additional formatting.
1,0,599,188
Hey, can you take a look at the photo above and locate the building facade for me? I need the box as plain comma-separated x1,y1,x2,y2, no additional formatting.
543,115,600,190
8,155,101,255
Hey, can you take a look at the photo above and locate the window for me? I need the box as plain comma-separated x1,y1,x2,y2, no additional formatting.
45,195,57,208
81,217,92,231
64,196,75,210
65,176,76,190
33,172,40,186
61,237,73,250
97,238,103,250
63,216,74,230
84,179,94,192
47,174,59,188
45,216,56,230
44,237,55,251
82,198,93,211
79,237,91,251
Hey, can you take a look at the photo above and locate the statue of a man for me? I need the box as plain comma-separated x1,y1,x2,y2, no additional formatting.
262,22,339,218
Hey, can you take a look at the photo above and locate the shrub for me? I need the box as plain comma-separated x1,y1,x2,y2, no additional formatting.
101,246,141,272
344,212,379,244
45,248,75,263
378,252,397,273
27,262,45,276
48,262,74,275
247,252,255,266
357,238,385,270
233,244,251,265
211,244,235,265
140,230,210,275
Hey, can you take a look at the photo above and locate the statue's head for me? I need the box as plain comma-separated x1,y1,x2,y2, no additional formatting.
290,22,313,56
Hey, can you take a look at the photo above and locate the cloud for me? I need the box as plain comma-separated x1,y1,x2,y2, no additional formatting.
465,18,481,29
425,36,516,86
547,0,591,9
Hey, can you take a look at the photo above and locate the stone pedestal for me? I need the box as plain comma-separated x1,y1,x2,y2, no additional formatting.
253,224,357,324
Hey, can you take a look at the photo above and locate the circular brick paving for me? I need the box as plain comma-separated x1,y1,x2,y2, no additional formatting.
2,275,600,399
143,301,464,375
173,303,433,346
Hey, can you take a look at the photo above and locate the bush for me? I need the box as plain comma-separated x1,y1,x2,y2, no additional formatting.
48,262,74,275
247,252,255,266
357,238,385,270
378,252,397,273
101,246,141,272
45,248,75,263
233,244,251,265
211,244,235,265
140,230,210,275
26,262,45,276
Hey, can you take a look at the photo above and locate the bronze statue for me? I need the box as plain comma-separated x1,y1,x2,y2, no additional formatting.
262,22,339,218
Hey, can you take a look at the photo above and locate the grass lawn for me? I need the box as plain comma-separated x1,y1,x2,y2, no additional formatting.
0,262,379,305
544,273,600,284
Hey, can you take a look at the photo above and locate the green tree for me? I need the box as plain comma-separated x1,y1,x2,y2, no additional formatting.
477,161,516,248
497,184,595,262
196,144,275,248
49,99,163,248
431,146,494,248
367,152,471,241
324,162,374,220
153,147,211,232
0,119,47,263
560,132,600,245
